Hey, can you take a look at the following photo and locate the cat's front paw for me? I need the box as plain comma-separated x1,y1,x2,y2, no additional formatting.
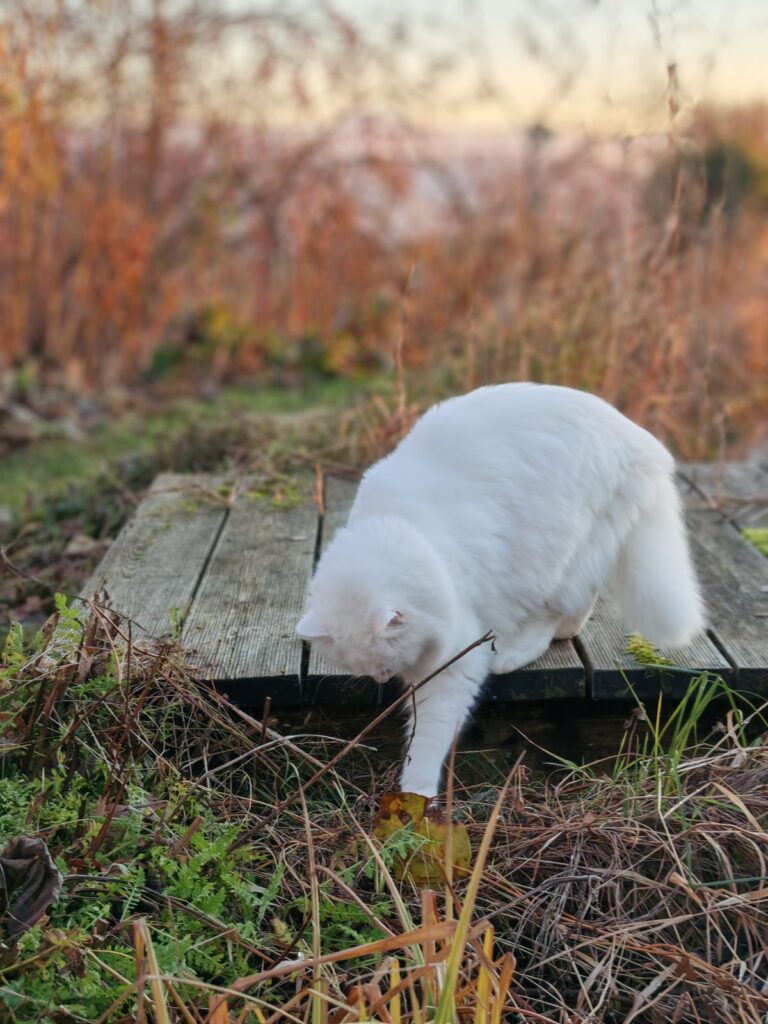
399,767,439,799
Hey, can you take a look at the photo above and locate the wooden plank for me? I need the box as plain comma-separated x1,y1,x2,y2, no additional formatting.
684,459,768,528
677,473,768,689
581,594,731,701
304,476,383,707
305,476,585,703
484,639,586,701
584,469,768,699
80,461,768,710
182,482,318,707
380,638,586,708
80,473,228,642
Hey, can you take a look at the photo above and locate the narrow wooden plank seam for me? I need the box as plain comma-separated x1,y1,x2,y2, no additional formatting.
298,472,327,692
677,470,741,684
79,474,230,646
704,627,739,681
571,634,595,697
180,501,232,633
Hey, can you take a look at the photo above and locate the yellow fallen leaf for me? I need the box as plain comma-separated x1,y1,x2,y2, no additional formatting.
373,792,471,886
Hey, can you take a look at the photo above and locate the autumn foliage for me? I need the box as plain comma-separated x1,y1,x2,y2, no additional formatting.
1,2,767,456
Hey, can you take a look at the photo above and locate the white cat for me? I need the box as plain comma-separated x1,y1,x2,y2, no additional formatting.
296,383,704,797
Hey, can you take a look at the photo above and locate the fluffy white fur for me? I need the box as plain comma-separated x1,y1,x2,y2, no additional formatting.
296,383,705,797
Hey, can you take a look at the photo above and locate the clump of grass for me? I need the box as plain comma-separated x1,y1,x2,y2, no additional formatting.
625,632,676,667
742,527,768,557
2,602,768,1021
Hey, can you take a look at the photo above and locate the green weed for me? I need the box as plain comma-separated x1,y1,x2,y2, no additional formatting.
743,527,768,556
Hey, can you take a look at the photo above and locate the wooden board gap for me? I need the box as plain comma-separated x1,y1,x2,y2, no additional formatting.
705,627,739,677
571,634,594,695
181,499,232,631
311,472,326,571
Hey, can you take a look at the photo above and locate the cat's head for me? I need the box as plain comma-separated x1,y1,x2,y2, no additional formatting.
296,597,427,683
294,521,440,683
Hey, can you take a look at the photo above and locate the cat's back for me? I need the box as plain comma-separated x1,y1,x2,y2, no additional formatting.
354,383,671,513
398,383,667,469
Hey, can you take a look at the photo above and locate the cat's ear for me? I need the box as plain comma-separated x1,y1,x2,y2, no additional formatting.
296,610,330,640
374,607,405,636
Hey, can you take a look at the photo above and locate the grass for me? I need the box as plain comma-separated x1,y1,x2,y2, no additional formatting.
743,528,768,557
3,12,767,1014
2,598,768,1022
2,367,768,1020
0,377,375,518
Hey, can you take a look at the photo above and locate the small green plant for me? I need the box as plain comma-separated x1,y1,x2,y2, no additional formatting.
364,819,429,893
624,633,675,667
0,610,290,1019
742,527,768,557
0,769,280,1017
169,604,182,640
548,670,756,807
640,673,748,798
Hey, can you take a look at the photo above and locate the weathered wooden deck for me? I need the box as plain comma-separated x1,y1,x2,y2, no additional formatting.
83,461,768,706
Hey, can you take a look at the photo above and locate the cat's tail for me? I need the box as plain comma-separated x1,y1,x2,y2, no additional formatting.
611,473,705,647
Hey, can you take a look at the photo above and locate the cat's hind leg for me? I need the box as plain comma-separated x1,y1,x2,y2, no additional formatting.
490,614,558,675
554,597,596,639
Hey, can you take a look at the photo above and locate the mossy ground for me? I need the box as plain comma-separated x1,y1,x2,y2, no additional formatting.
2,604,768,1023
0,378,373,519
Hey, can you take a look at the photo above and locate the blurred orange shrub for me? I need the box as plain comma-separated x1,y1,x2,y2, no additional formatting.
1,4,767,457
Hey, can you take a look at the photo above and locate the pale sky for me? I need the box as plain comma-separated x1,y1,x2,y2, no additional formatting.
327,0,768,134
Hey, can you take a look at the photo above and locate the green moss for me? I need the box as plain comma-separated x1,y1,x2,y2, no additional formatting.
742,527,768,557
0,377,375,518
0,605,397,1019
269,480,304,508
625,633,675,667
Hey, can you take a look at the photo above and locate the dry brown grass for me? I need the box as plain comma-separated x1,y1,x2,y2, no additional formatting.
2,602,768,1022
